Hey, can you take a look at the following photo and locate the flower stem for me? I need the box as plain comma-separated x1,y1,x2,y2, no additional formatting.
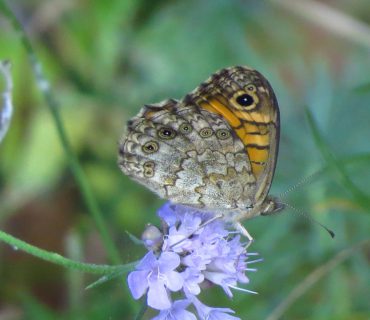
0,0,121,264
0,230,132,274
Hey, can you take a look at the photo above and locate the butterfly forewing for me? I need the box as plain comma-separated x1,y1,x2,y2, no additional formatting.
186,67,279,203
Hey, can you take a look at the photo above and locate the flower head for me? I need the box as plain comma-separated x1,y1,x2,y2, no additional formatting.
128,250,183,309
128,203,261,319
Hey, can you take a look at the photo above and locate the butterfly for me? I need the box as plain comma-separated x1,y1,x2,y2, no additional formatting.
118,66,284,240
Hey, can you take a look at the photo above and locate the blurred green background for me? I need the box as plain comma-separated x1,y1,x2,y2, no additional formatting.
0,0,369,319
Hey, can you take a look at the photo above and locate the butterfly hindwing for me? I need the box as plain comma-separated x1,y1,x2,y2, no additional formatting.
119,98,256,210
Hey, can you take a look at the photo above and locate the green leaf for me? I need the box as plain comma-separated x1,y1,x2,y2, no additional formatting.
86,262,137,290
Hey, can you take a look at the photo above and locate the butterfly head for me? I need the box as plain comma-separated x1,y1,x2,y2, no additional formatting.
260,196,285,216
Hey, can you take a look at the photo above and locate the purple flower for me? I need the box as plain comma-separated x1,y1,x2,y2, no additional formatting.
152,300,197,320
190,295,241,320
128,202,261,319
127,251,183,310
181,267,204,295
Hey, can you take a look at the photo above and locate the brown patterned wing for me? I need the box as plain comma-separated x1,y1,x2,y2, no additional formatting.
185,66,280,207
118,98,256,211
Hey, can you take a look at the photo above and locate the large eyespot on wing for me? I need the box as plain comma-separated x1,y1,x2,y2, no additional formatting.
185,66,280,200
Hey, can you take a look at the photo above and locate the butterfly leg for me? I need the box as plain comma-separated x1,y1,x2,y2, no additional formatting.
169,213,223,249
198,213,224,229
234,222,254,249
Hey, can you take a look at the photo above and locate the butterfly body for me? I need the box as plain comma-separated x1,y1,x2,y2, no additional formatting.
119,66,283,225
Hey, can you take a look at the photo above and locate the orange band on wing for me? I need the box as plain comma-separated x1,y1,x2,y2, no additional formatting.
246,147,269,175
200,97,242,127
242,130,269,146
200,97,273,178
234,110,267,123
234,112,273,177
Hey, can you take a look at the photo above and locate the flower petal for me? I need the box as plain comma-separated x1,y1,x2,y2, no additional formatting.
136,251,157,270
181,268,204,295
158,203,178,226
190,295,240,320
158,252,180,272
127,270,149,299
152,299,197,320
165,270,184,291
148,280,171,310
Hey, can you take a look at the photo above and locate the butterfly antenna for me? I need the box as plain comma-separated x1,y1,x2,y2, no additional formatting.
281,202,335,239
279,169,324,199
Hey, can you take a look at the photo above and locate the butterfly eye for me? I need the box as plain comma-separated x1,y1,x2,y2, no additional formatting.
158,127,176,140
236,94,254,107
142,141,159,154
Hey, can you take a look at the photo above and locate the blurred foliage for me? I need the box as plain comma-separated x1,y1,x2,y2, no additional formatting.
0,0,370,319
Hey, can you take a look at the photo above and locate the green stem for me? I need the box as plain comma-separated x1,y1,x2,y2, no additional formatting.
0,0,121,264
0,230,134,274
